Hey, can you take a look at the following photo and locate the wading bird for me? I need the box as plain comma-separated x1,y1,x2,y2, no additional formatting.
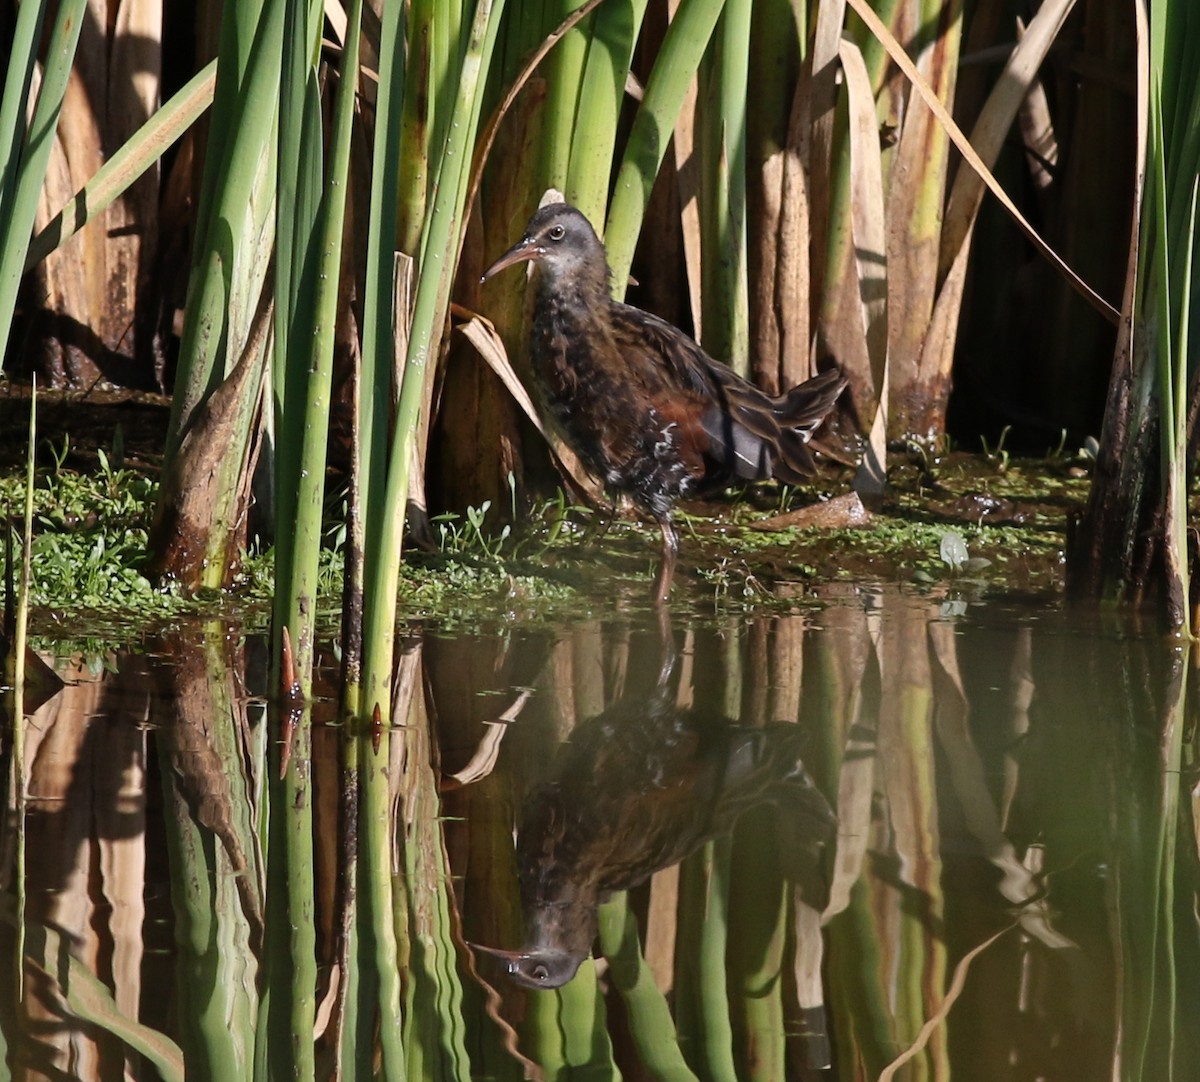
482,202,846,602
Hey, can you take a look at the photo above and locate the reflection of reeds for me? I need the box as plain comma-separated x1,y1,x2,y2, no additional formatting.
12,656,151,1076
154,628,262,1078
392,641,472,1079
6,590,1200,1077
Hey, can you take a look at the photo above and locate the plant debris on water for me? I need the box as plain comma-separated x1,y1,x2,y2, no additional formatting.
0,446,1089,638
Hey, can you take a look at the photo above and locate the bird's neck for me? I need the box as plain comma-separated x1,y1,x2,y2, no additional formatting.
522,890,601,959
533,266,613,336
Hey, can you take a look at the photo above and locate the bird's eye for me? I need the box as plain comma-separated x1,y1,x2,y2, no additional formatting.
532,964,550,981
548,225,566,241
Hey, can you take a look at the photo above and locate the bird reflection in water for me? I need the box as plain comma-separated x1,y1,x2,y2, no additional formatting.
475,671,835,990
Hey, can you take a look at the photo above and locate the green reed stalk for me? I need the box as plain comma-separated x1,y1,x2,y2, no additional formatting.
599,893,699,1080
358,0,507,738
727,808,787,1082
273,1,322,450
523,989,568,1074
337,906,366,1078
1149,91,1192,635
1148,0,1197,633
271,1,366,1071
828,877,892,1075
352,0,407,696
675,841,737,1080
0,0,86,369
564,0,650,224
166,0,280,453
145,0,279,591
158,635,262,1079
0,0,47,223
352,5,416,1077
394,685,468,1080
1137,656,1186,1076
382,804,409,1080
522,962,614,1074
274,0,363,683
404,869,473,1080
396,0,431,254
260,700,317,1081
282,717,316,1082
606,0,727,296
559,965,617,1071
698,0,750,373
11,383,35,999
163,801,255,1078
540,0,592,192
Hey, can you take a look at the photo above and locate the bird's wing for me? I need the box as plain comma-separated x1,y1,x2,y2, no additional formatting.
607,303,721,398
608,304,776,479
608,303,845,483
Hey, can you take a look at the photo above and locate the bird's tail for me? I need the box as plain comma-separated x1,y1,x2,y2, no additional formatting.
767,368,847,484
702,366,846,485
778,367,848,427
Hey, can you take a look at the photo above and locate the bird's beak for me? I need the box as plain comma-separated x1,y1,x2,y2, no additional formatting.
481,237,540,282
469,942,526,971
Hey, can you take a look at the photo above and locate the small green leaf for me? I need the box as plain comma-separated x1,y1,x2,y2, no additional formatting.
939,531,969,570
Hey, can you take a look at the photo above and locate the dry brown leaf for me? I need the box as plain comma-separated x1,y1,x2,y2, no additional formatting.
877,922,1017,1081
670,0,704,342
838,39,888,387
750,491,870,531
455,309,600,502
777,79,811,389
844,0,1118,324
447,687,532,786
838,37,890,489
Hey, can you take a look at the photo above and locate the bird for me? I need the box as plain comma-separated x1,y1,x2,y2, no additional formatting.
471,685,835,989
482,202,847,603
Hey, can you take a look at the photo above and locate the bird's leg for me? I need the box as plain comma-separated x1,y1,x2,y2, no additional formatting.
653,517,678,607
654,601,678,689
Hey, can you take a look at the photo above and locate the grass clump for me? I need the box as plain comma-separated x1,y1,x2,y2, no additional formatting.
0,447,1081,636
0,455,587,634
0,444,199,623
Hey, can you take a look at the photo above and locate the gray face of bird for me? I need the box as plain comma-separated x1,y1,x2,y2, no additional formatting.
507,947,585,990
469,943,586,990
481,204,606,287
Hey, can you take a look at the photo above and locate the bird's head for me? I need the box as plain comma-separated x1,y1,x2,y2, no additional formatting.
482,203,608,288
471,943,587,990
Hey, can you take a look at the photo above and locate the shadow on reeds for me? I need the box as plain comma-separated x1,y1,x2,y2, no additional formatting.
1,586,1198,1079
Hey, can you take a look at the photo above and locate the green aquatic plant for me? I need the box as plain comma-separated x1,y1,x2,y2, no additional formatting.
0,454,187,619
980,426,1012,474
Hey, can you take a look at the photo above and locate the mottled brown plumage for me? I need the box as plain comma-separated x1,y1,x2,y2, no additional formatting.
483,203,846,600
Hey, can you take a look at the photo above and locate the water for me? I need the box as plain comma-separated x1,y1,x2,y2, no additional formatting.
4,583,1198,1080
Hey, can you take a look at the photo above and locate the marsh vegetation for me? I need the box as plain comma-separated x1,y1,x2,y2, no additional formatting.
1,0,1198,1078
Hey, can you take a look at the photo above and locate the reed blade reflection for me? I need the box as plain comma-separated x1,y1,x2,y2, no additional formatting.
4,590,1200,1080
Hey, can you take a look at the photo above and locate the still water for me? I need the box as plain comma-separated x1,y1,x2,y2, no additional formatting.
4,583,1198,1080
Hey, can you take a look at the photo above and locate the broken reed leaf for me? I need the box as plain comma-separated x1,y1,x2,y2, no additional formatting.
27,61,217,269
454,306,600,500
843,0,1118,325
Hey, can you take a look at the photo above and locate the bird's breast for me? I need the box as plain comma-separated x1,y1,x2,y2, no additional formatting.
527,296,714,515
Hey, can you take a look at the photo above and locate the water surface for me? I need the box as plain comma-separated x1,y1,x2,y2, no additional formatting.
4,583,1197,1080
